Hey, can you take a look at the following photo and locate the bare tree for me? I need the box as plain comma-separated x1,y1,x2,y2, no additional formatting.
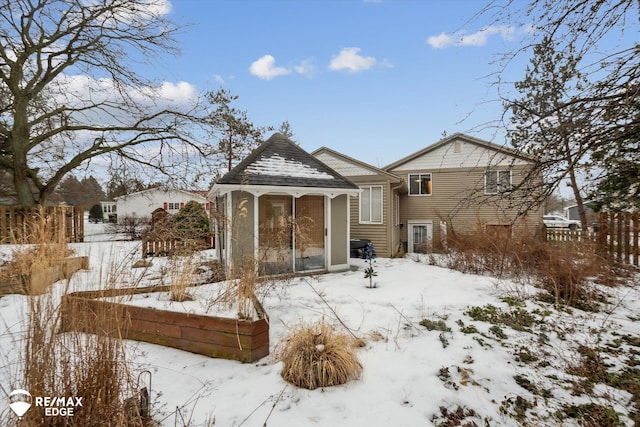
0,0,212,206
478,0,640,211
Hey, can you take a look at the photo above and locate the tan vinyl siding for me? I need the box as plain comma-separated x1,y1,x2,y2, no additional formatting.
347,175,393,257
396,166,542,246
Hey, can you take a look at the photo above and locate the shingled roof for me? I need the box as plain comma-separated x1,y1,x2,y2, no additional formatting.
217,133,359,190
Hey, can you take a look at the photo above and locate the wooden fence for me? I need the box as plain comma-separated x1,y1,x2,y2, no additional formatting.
546,212,639,266
141,233,214,258
0,205,84,244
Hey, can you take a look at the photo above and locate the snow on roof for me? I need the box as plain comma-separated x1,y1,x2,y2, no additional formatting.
245,153,335,180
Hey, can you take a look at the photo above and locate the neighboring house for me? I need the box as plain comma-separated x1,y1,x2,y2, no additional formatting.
313,133,543,255
113,188,211,223
100,201,117,222
208,133,360,276
312,146,405,258
564,201,596,222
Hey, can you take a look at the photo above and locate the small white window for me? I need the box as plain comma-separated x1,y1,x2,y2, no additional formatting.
360,186,383,224
485,170,512,194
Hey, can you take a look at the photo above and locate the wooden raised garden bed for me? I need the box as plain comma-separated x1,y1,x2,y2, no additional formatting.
0,256,89,295
59,285,269,363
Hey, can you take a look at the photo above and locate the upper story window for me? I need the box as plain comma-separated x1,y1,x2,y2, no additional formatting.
168,202,180,210
360,186,383,224
485,170,512,194
409,173,432,196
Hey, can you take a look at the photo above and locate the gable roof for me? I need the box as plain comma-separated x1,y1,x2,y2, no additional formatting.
113,188,207,201
216,133,359,190
383,132,537,171
311,146,402,183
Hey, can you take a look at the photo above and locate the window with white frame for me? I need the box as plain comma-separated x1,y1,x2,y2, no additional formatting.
408,173,432,196
484,170,512,194
360,186,383,224
168,202,180,210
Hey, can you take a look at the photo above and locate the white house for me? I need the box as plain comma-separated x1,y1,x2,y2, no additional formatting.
100,201,117,222
113,188,210,223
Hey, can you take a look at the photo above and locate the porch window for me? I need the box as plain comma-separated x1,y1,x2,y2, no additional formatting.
485,170,512,194
360,186,383,224
409,173,432,195
258,194,326,274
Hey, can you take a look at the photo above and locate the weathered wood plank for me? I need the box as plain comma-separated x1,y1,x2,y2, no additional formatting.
59,288,270,362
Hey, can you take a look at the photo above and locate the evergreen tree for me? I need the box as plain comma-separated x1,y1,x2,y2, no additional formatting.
88,203,104,223
205,89,270,172
483,0,639,213
173,201,210,236
278,121,297,143
81,176,107,207
56,175,84,206
589,102,640,210
505,36,592,228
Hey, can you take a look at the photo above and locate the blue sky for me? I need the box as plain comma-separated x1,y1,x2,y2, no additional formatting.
154,0,535,168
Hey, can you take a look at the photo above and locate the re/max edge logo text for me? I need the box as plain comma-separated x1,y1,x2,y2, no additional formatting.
35,396,83,417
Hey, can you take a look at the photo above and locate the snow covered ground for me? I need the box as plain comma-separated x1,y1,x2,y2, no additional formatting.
1,221,640,426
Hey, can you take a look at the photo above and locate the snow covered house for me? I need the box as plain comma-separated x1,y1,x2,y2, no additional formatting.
114,188,210,223
208,133,360,276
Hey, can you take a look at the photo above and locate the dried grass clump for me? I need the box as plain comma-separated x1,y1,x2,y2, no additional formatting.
15,283,140,426
276,320,362,390
167,257,195,302
1,214,73,294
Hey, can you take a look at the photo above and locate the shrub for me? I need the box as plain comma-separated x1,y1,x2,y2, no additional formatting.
173,200,210,235
419,318,451,332
106,215,148,241
88,203,104,223
276,320,362,390
561,403,623,427
446,228,609,309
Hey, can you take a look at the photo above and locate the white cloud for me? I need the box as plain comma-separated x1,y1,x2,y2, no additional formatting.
293,58,317,77
156,81,197,103
426,25,531,49
329,47,377,73
249,55,291,80
95,0,172,26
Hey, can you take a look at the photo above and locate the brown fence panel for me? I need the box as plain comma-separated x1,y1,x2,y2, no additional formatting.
546,212,639,266
0,205,84,244
593,212,639,266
